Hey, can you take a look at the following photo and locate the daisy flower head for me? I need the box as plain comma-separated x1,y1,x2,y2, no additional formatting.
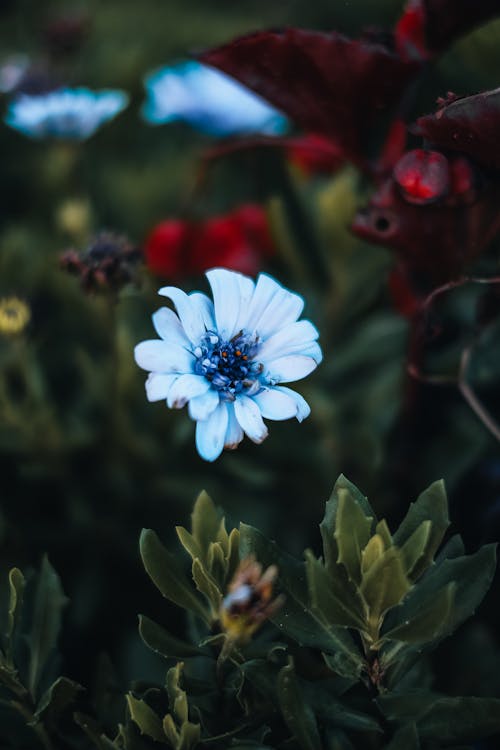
141,61,288,137
134,269,322,462
5,86,129,140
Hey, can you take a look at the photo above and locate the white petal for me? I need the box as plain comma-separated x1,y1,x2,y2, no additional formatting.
189,291,215,331
145,373,179,402
224,402,244,450
152,306,191,347
234,395,269,444
134,340,194,374
188,388,220,421
195,402,229,462
158,286,207,344
273,386,311,422
246,273,304,339
167,374,210,409
264,355,318,384
251,388,299,421
233,273,256,333
206,268,253,340
257,320,320,362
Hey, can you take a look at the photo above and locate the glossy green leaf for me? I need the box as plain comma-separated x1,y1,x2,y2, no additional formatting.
303,681,381,733
192,558,222,613
191,490,223,564
277,659,321,750
166,663,188,725
126,693,166,743
6,568,25,643
384,724,420,750
305,551,364,629
335,488,373,584
35,676,83,723
380,582,455,648
240,523,363,679
27,556,67,697
378,693,500,742
383,544,496,641
320,475,375,576
359,547,411,628
360,534,385,575
74,712,120,750
138,615,203,660
139,529,209,623
393,480,449,579
399,521,432,579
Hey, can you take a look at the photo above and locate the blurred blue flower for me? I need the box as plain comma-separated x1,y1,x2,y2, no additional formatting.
5,87,129,140
135,268,321,461
141,61,288,136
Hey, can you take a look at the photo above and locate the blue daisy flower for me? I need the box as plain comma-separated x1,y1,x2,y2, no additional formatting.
5,86,129,140
134,268,321,461
141,61,288,137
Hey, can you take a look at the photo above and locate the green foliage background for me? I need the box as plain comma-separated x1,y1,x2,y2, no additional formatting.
1,0,500,747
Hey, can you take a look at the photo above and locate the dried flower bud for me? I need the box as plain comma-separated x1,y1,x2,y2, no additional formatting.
0,296,31,336
393,149,450,205
219,556,284,643
60,232,142,294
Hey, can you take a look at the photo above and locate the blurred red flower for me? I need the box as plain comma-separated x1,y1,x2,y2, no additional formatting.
144,204,274,279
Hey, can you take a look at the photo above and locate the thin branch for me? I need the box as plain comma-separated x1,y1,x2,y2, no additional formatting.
458,346,500,443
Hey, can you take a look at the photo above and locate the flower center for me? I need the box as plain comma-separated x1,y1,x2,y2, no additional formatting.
194,330,262,400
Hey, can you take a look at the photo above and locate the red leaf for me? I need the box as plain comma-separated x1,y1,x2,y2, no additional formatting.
200,28,419,166
286,133,344,175
351,176,500,283
416,88,500,170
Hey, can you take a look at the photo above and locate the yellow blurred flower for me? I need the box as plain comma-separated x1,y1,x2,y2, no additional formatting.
220,556,284,643
0,296,31,336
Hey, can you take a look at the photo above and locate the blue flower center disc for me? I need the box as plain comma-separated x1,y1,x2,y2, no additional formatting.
194,331,262,400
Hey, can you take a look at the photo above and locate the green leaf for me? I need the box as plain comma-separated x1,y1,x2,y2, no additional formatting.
320,475,375,577
27,556,67,697
191,558,222,613
378,693,500,742
359,547,411,629
375,520,392,549
191,491,223,565
240,524,363,680
399,521,432,579
305,551,364,629
74,712,120,750
303,681,381,733
335,488,373,584
139,529,210,623
380,583,455,649
383,544,496,641
35,676,83,724
384,724,420,750
138,615,203,660
166,663,188,725
360,535,385,575
126,693,166,743
277,659,322,750
207,542,227,588
5,567,25,664
175,527,202,565
393,480,449,579
176,720,201,750
435,534,464,562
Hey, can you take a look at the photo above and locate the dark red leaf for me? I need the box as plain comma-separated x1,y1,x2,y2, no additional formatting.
286,133,344,175
351,176,500,283
200,29,419,166
416,88,500,170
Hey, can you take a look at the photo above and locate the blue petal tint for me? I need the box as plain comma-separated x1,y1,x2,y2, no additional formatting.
141,61,288,137
5,87,129,140
134,268,321,461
